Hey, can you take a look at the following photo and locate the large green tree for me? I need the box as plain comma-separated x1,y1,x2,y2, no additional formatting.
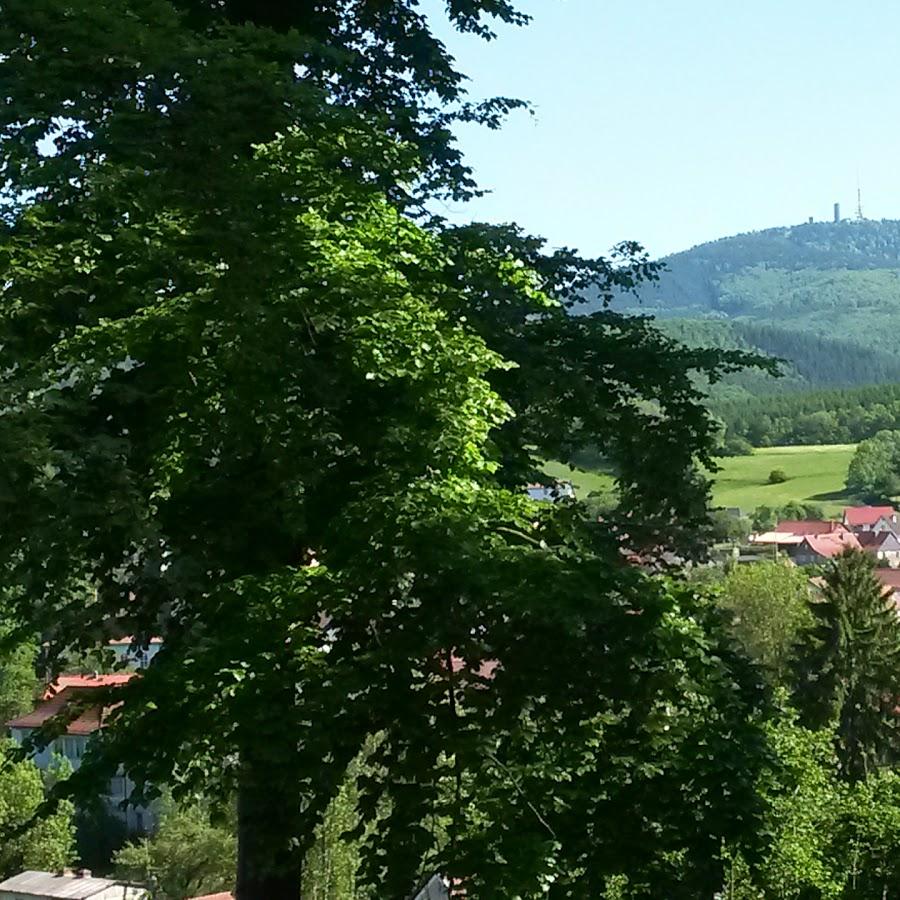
0,1,770,897
846,430,900,501
716,561,813,687
793,550,900,781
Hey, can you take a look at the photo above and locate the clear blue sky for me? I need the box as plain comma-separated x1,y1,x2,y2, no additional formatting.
424,0,900,258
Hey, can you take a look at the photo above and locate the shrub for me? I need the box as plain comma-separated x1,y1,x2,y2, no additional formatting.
768,469,789,484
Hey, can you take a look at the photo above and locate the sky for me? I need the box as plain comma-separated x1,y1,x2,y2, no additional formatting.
423,0,900,259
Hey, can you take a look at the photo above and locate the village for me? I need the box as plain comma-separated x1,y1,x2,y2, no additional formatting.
747,504,900,598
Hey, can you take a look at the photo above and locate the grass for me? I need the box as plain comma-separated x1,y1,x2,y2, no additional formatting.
543,444,857,518
709,444,856,516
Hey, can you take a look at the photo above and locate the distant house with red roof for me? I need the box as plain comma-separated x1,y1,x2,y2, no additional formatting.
777,520,848,536
7,673,151,831
792,532,861,566
750,520,848,550
843,506,899,533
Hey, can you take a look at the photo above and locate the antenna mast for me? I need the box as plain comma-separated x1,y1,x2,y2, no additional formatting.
857,174,864,220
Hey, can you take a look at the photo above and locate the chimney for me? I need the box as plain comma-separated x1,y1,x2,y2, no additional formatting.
834,202,841,223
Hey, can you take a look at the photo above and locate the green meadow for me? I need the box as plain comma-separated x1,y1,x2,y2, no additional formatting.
543,444,857,517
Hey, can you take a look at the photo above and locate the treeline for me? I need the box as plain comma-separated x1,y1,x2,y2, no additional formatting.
658,319,900,393
717,383,900,446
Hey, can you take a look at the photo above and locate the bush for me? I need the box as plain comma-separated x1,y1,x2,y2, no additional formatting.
768,469,789,484
719,435,754,457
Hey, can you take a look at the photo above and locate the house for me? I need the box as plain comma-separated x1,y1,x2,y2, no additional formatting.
0,870,143,900
7,675,152,832
108,637,162,669
750,519,848,550
791,532,861,566
775,520,848,536
412,876,450,900
876,568,900,606
843,506,898,533
857,530,900,567
525,480,575,502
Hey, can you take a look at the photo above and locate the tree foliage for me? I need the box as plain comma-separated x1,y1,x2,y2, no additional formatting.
792,550,900,782
0,741,75,878
716,562,813,687
0,0,775,897
846,430,900,501
115,794,236,900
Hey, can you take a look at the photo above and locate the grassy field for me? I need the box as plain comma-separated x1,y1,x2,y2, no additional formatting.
543,444,857,517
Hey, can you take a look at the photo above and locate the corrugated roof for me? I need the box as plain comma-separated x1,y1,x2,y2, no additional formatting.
0,870,127,898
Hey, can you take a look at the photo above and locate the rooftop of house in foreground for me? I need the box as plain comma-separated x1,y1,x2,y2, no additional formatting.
0,870,142,899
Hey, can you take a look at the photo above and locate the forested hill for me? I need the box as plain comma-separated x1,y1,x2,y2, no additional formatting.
602,218,900,398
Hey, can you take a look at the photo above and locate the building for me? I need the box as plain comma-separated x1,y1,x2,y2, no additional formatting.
791,532,861,566
842,506,898,533
412,876,450,900
876,568,900,605
857,530,900,567
7,675,152,832
525,480,575,502
108,637,162,669
0,870,143,900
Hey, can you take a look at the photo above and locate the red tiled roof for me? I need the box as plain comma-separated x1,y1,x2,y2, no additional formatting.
844,506,897,527
8,686,109,735
43,673,134,700
800,533,861,559
777,519,846,536
8,674,136,736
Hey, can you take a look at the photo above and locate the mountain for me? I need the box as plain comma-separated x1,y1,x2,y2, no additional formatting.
604,218,900,399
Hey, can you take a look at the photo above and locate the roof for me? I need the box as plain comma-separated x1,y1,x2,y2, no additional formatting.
43,673,134,700
799,533,861,559
856,531,900,549
9,675,134,736
876,569,900,590
0,871,129,899
749,531,804,546
108,636,163,646
188,895,234,900
844,506,897,527
776,519,846,536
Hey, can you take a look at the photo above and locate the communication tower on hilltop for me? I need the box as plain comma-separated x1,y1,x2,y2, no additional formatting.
856,177,865,220
834,202,841,223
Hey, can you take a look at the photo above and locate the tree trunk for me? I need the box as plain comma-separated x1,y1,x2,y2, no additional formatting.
236,756,304,900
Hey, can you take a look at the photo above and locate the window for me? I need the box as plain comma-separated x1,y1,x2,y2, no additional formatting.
61,736,84,760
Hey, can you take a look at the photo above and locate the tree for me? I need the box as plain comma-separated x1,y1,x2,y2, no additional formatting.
767,469,788,484
846,430,900,501
792,550,900,781
115,794,236,900
0,741,75,878
0,2,773,897
0,623,38,724
717,561,813,686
